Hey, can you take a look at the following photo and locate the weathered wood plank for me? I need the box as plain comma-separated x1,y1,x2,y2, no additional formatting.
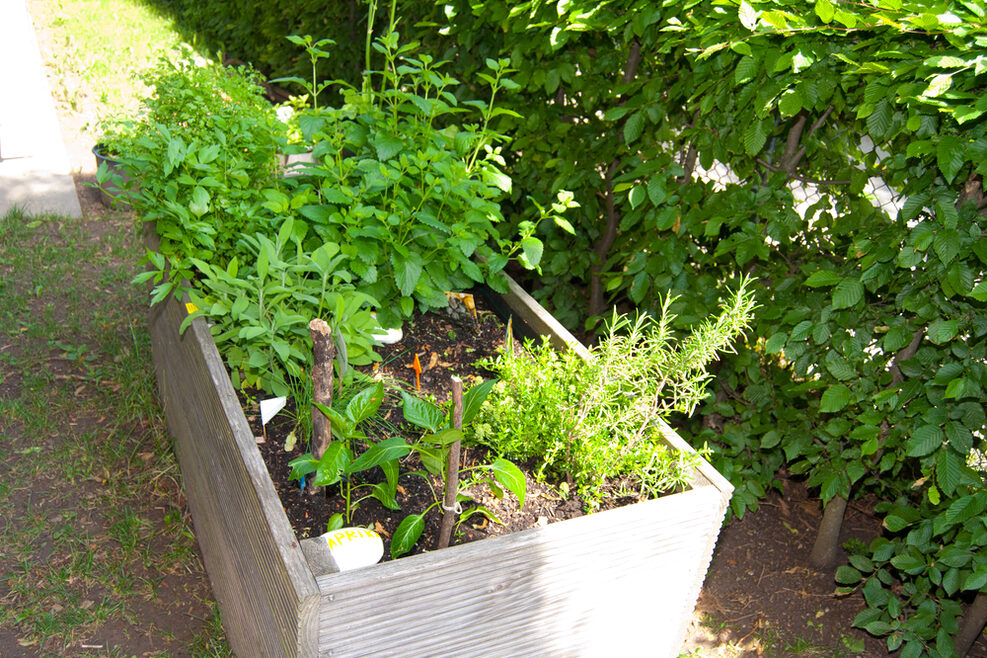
315,486,726,657
149,294,321,657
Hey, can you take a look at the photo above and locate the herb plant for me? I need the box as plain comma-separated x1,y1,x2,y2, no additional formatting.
277,21,550,328
475,278,756,506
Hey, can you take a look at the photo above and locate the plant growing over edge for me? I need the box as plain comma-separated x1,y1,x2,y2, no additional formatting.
474,277,757,506
390,382,526,558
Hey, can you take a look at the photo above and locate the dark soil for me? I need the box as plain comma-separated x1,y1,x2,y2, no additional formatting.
247,297,592,558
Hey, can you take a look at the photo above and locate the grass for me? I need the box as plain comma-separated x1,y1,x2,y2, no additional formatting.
29,0,197,123
0,206,229,656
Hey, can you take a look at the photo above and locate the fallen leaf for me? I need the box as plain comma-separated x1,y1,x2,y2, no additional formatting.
426,352,438,371
396,485,406,496
374,521,390,538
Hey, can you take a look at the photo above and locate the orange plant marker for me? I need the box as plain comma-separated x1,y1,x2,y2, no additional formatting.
412,353,422,391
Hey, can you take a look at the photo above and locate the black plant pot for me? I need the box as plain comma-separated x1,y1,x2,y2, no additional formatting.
91,144,132,208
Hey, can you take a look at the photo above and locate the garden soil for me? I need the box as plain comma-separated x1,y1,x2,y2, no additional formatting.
26,8,987,656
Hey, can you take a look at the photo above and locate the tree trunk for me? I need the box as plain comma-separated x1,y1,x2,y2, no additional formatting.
955,592,987,657
810,494,848,570
307,319,334,495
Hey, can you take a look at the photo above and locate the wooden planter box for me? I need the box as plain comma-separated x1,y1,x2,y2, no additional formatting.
148,274,733,657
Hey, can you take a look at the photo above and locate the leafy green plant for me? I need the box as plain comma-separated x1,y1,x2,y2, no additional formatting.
105,56,287,302
390,383,525,558
276,23,555,328
164,217,381,396
286,382,405,527
475,279,755,505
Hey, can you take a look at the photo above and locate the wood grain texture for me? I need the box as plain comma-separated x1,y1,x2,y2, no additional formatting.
149,293,321,657
315,485,727,657
150,260,731,657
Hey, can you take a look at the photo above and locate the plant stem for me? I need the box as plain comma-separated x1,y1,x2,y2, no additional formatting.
437,376,464,549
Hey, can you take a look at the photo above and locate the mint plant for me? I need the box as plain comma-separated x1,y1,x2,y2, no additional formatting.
169,217,382,396
277,24,548,328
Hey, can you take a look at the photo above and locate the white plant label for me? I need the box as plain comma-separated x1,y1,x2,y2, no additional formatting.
260,396,287,425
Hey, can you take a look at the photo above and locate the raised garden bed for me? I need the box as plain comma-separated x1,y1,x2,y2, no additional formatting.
149,269,733,656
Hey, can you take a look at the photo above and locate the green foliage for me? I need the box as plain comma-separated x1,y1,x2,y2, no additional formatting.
174,218,381,396
838,480,987,656
278,34,532,328
475,281,754,505
391,383,525,557
288,382,406,524
117,0,987,634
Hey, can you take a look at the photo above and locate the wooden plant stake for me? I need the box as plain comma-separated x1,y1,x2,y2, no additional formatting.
437,376,464,549
308,319,335,494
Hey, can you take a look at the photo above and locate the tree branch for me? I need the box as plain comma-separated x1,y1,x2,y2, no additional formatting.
782,104,834,174
756,158,851,186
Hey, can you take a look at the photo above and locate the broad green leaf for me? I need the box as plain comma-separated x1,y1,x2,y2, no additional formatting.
462,379,497,425
836,565,862,585
832,278,864,309
492,458,526,508
423,428,464,446
287,454,318,480
629,185,646,209
820,384,852,413
734,57,757,85
401,391,445,433
866,99,892,140
937,135,965,183
624,111,645,144
647,177,667,205
963,569,987,591
765,333,787,354
883,326,912,352
933,229,961,265
815,0,835,22
927,318,959,344
883,514,909,532
521,237,544,268
390,514,424,558
936,448,962,496
906,424,943,457
391,252,423,297
373,132,404,161
760,430,781,449
824,351,856,381
346,381,385,424
313,442,352,486
326,513,345,532
778,89,803,117
370,483,401,510
804,270,842,287
970,280,987,302
743,119,768,156
189,186,210,217
315,403,355,438
347,437,411,473
924,73,953,98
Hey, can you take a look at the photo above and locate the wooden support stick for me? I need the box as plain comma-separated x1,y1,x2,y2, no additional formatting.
437,376,464,549
308,319,335,494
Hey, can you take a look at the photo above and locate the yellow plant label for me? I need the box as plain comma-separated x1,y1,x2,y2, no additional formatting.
185,302,199,314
